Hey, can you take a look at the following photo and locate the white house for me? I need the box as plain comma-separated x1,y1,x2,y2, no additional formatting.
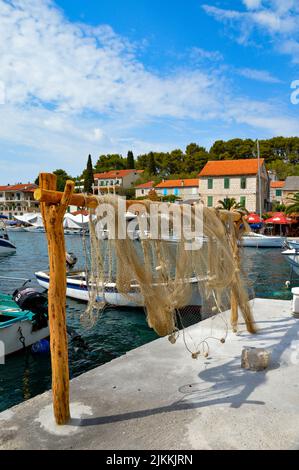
198,158,269,213
0,183,39,219
155,179,200,202
93,169,143,194
135,181,155,198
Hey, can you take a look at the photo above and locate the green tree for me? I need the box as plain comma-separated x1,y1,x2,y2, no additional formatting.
217,198,243,211
94,154,126,172
127,150,135,169
148,152,156,175
272,201,286,212
285,192,299,215
53,169,73,192
83,154,94,194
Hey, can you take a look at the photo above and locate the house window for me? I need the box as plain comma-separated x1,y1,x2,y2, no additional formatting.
224,177,230,189
240,196,246,207
240,177,246,189
141,190,144,195
174,188,179,196
163,189,168,196
100,181,104,186
208,178,213,190
275,189,282,197
207,196,213,207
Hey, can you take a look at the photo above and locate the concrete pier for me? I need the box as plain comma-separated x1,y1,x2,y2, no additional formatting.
1,298,299,450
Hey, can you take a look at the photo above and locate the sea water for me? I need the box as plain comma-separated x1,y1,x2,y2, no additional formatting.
0,232,293,412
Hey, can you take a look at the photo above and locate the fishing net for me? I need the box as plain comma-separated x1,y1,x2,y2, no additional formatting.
82,195,256,355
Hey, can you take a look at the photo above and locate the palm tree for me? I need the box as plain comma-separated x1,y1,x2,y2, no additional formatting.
217,198,244,211
285,192,299,215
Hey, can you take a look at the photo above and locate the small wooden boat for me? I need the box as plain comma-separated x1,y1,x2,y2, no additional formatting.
0,292,49,356
35,270,202,307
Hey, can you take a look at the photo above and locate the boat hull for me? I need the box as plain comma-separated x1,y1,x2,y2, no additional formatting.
35,271,202,307
241,236,284,248
0,294,49,356
282,249,299,276
0,238,16,254
0,319,49,356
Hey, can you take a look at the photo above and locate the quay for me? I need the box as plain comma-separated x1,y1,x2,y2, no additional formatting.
1,298,299,450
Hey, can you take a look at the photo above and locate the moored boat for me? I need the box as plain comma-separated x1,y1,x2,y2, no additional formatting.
281,248,299,276
286,240,299,251
35,270,202,307
241,233,285,248
0,292,49,356
0,223,16,254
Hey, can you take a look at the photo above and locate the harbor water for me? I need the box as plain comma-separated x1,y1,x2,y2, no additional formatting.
0,232,294,412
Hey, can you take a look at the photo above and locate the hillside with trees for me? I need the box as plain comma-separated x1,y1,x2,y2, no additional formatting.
38,137,299,189
89,137,299,182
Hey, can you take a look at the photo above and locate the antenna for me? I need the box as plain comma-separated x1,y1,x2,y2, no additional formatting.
257,139,262,218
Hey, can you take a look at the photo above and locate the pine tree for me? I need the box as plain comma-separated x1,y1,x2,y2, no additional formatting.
84,154,94,193
148,152,156,175
127,150,135,169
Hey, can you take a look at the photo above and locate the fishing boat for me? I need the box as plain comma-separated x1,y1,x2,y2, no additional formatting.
0,223,16,254
241,233,285,248
0,291,49,356
35,270,202,306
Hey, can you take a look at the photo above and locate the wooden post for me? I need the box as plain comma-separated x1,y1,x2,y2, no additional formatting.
39,173,74,425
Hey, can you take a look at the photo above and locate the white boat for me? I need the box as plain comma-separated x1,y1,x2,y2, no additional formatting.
0,292,49,356
5,226,26,232
282,248,299,275
23,226,45,233
241,233,285,248
0,224,16,254
35,270,202,307
287,240,299,250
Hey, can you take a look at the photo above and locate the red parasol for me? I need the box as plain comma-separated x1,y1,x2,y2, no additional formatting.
246,213,263,224
264,212,294,225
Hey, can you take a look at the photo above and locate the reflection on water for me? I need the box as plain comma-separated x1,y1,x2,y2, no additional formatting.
0,232,293,412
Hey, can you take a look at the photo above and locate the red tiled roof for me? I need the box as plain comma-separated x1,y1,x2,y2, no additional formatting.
0,183,37,192
156,178,199,188
71,210,89,216
135,181,155,189
199,159,264,177
94,169,143,179
270,181,285,188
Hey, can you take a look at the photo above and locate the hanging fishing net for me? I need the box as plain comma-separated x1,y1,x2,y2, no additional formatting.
82,194,256,356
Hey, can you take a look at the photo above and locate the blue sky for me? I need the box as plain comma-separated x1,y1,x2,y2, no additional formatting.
0,0,298,183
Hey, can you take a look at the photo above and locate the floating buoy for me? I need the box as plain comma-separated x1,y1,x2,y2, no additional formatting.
31,339,50,354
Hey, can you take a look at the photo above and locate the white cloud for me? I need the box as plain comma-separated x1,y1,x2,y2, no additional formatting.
190,47,223,62
203,1,299,60
243,0,262,10
236,67,282,83
0,0,298,182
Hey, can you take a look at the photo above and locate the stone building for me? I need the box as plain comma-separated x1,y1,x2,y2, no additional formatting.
270,181,285,205
198,158,269,213
282,176,299,206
